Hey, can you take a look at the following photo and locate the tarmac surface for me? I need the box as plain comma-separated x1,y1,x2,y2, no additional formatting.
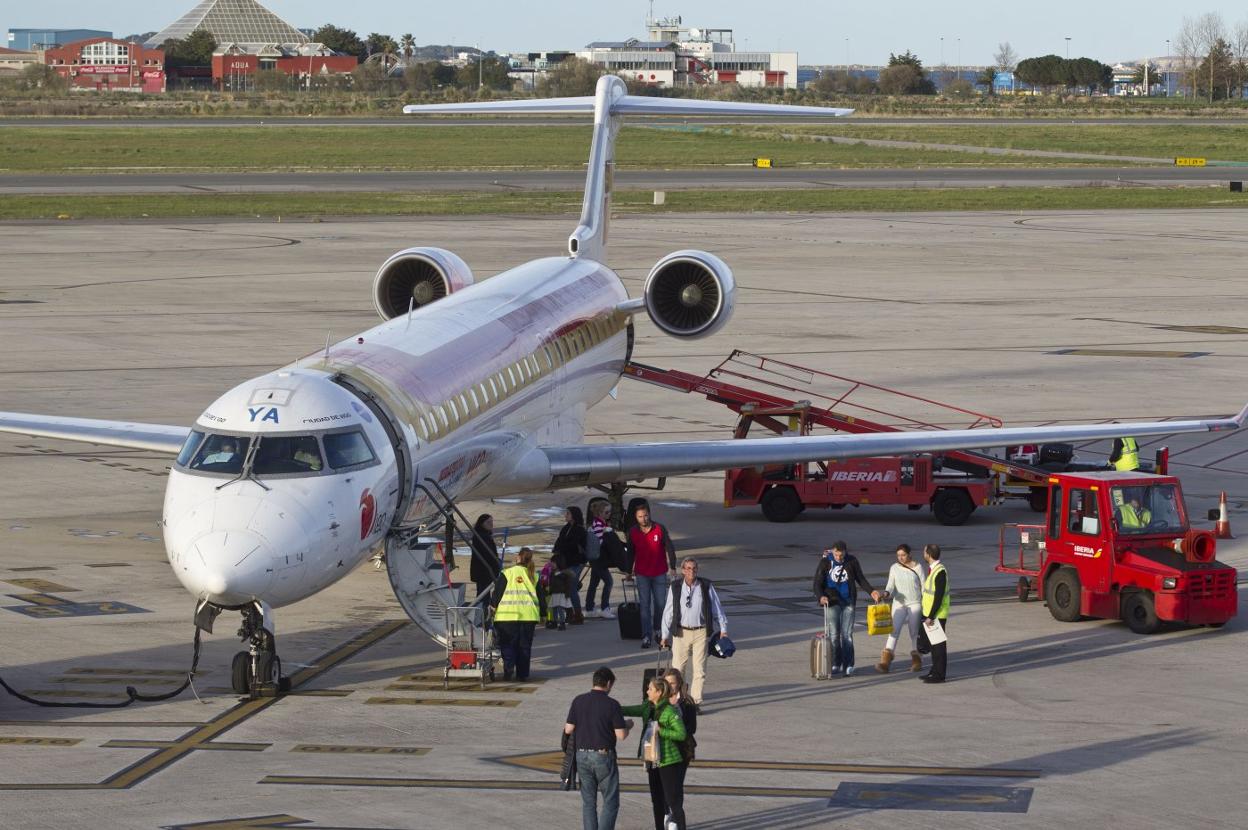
0,210,1245,829
1,166,1243,195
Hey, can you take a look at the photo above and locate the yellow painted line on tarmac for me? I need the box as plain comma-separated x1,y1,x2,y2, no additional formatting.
0,737,82,746
0,620,409,792
259,774,839,799
3,579,77,592
102,739,271,752
496,750,1042,779
384,682,537,693
290,744,431,756
364,697,520,708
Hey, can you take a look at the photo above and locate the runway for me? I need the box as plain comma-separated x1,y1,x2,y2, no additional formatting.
0,211,1244,828
2,165,1242,195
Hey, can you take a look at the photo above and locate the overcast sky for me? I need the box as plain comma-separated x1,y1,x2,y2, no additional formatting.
5,1,1245,65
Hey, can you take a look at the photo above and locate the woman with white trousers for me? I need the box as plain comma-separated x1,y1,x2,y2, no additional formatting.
876,544,926,673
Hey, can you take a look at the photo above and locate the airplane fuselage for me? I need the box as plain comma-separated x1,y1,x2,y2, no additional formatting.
162,255,629,609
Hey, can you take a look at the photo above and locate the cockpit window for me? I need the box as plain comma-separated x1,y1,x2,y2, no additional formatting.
189,434,251,474
1111,484,1186,534
252,435,323,475
324,430,377,469
176,430,205,468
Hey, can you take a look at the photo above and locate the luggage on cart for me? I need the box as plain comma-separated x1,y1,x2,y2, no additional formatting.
617,577,643,640
1040,443,1075,465
810,607,833,679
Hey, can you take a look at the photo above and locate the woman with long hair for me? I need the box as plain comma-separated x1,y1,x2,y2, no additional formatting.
584,498,616,619
552,505,588,624
620,677,688,830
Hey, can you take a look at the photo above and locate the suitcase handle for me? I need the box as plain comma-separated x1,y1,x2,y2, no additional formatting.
619,577,639,605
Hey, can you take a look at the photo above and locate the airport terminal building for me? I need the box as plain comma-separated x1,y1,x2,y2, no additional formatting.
43,37,165,93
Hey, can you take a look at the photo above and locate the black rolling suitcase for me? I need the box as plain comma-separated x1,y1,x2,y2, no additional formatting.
643,649,669,697
617,578,643,640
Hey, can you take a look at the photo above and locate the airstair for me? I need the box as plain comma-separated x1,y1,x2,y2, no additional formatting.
384,480,499,647
624,350,1051,486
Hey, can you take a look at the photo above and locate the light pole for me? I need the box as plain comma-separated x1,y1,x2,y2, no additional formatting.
1165,39,1170,96
956,37,961,85
1064,37,1071,59
844,37,849,85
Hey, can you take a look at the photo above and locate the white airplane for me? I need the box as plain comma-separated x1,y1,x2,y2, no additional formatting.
1,76,1244,696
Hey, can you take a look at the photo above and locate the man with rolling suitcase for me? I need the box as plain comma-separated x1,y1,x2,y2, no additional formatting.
812,541,880,677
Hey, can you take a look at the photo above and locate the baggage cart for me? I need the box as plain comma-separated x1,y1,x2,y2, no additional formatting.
443,606,496,689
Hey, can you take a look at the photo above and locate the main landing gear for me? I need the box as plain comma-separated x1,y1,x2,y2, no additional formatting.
229,602,291,698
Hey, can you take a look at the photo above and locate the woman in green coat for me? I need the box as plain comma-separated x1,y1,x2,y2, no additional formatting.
621,677,688,830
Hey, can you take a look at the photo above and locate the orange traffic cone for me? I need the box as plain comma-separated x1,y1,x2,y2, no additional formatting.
1215,491,1234,539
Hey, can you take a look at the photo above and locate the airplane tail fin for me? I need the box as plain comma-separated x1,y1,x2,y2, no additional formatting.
404,77,853,262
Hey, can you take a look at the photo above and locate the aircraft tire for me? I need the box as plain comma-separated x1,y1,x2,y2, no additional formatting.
231,652,252,695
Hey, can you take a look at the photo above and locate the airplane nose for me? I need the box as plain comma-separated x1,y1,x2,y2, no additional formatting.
185,530,274,605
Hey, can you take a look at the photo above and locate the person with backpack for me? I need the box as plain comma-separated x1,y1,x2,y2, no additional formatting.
554,506,589,625
626,504,678,649
620,677,688,830
585,498,617,619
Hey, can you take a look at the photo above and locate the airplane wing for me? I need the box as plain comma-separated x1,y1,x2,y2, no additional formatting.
537,405,1248,487
0,412,190,454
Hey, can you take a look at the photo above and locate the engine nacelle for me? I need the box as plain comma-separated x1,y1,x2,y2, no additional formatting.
642,250,735,339
372,247,474,320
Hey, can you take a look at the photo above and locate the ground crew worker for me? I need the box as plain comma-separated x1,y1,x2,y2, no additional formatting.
1118,495,1152,529
919,543,949,684
1110,435,1140,472
490,547,540,681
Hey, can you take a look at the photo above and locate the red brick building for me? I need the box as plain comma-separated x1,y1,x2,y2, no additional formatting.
212,44,357,90
44,37,165,92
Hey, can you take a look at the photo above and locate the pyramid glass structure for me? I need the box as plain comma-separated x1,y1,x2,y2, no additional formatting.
146,0,309,48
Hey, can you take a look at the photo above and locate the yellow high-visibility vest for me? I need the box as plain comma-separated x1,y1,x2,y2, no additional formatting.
494,565,540,622
1119,503,1151,528
1114,437,1139,472
921,562,949,620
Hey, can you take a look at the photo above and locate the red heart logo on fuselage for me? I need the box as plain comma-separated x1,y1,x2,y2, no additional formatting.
359,489,376,540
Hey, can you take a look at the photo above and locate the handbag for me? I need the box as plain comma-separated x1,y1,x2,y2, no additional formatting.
866,602,893,636
642,722,660,764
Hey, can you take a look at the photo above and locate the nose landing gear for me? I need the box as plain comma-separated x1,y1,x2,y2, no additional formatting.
230,602,291,698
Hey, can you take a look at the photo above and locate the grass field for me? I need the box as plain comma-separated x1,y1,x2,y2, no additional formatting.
767,124,1248,162
0,125,1155,173
4,187,1245,221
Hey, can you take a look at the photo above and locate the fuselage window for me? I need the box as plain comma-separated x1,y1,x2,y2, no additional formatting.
437,407,449,429
506,366,519,387
188,433,252,474
467,388,480,411
252,434,323,475
324,430,377,469
527,355,541,377
416,415,430,441
446,399,461,425
457,393,470,416
176,430,206,467
541,346,554,371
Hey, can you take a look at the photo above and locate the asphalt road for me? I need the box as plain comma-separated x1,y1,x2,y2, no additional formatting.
2,166,1243,194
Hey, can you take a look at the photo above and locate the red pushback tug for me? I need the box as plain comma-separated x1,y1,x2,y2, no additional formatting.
998,469,1237,633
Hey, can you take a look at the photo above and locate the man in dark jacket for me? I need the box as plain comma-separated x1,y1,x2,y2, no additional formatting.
813,541,880,677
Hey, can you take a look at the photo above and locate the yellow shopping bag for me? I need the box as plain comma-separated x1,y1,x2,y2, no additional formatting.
866,603,893,636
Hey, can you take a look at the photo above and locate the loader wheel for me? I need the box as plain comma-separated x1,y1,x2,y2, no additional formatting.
761,487,801,523
1045,568,1082,622
1017,577,1031,602
1028,488,1049,513
1122,592,1160,635
932,489,974,526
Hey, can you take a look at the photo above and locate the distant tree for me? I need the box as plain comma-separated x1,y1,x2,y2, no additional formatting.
536,57,603,96
312,24,365,61
161,29,218,69
366,33,398,60
352,60,391,92
879,51,935,94
455,55,512,90
400,33,415,62
1130,62,1159,87
18,62,68,92
253,69,293,92
1014,54,1065,93
994,42,1018,74
1194,38,1237,99
976,66,998,94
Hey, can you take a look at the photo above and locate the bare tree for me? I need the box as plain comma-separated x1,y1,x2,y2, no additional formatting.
994,42,1018,73
1177,13,1228,101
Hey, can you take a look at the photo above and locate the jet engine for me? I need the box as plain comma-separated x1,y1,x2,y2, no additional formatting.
642,250,735,339
372,248,474,320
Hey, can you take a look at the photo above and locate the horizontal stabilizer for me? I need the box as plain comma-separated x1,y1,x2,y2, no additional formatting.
405,96,852,118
